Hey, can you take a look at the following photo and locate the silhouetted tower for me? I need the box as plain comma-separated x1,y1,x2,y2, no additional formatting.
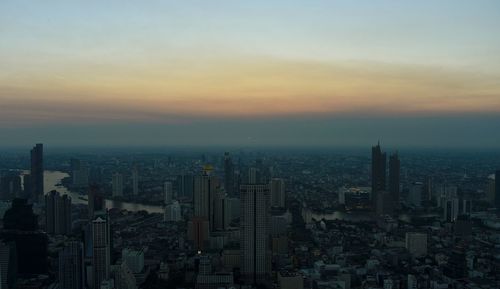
240,184,270,285
30,143,44,202
388,152,400,209
224,152,235,197
371,142,386,203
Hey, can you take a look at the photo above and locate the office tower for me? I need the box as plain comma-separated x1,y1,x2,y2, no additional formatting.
405,232,427,257
187,217,210,252
30,143,44,202
164,201,182,222
71,159,89,188
224,152,235,197
496,170,500,209
388,152,400,209
88,185,105,219
164,181,173,205
58,241,84,289
212,191,229,231
45,190,72,235
371,142,386,205
0,241,17,289
443,198,460,222
193,167,219,231
408,182,424,207
112,173,124,197
177,175,194,200
121,248,144,274
132,166,139,196
240,184,270,285
0,172,22,201
444,246,467,279
270,178,286,208
92,213,111,289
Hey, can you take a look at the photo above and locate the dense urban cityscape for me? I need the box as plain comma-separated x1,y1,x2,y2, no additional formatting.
0,143,498,289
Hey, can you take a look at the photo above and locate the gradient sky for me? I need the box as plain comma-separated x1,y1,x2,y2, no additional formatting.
1,1,500,148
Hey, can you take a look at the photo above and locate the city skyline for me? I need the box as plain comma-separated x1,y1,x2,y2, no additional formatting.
1,1,500,147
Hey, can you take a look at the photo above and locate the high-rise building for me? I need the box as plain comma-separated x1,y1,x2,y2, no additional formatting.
132,166,139,196
371,142,386,205
88,185,105,219
388,152,400,209
405,232,427,257
0,241,17,289
164,181,173,205
496,170,500,209
212,191,229,231
443,198,460,222
187,217,210,252
92,213,111,289
30,143,44,202
112,173,124,197
193,168,219,230
176,175,194,200
58,241,84,289
45,190,72,235
270,178,286,208
224,152,235,197
240,184,270,285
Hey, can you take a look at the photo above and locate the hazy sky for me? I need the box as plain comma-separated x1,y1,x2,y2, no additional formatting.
1,1,499,147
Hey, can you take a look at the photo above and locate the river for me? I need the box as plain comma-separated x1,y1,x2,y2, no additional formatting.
22,170,164,214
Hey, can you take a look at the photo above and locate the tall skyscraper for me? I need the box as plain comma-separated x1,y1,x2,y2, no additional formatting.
45,190,72,235
131,166,139,196
30,143,44,202
71,159,89,188
224,152,235,197
58,241,84,289
371,142,386,205
88,185,105,220
388,152,400,209
240,184,270,285
212,190,229,231
112,173,123,197
164,181,173,205
177,175,194,200
92,213,111,289
495,170,500,209
270,178,286,208
193,167,219,230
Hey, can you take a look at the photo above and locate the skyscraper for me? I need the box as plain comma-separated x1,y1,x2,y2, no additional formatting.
270,178,286,208
92,213,111,289
240,184,270,285
30,143,44,202
88,185,105,219
132,166,139,196
164,181,173,205
112,173,123,197
45,190,72,235
224,152,235,197
193,167,219,230
371,142,386,205
58,241,84,289
388,152,400,209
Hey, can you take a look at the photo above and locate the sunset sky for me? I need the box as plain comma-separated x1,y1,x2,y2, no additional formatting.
1,1,500,148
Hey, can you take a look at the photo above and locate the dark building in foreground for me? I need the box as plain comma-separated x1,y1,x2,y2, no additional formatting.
240,184,270,285
30,143,44,202
45,190,72,235
58,241,84,289
371,142,386,205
